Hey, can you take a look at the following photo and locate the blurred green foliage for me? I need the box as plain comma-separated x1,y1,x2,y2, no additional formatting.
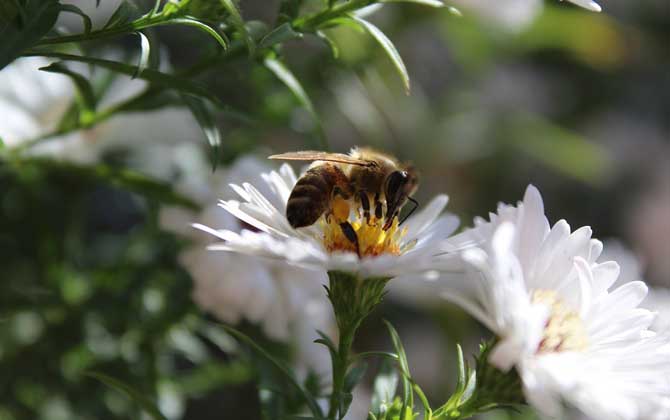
0,0,668,419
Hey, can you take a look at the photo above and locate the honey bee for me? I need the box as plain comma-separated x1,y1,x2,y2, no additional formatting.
269,148,419,253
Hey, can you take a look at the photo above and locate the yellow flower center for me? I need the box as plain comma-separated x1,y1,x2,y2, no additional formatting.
321,198,409,257
532,289,589,354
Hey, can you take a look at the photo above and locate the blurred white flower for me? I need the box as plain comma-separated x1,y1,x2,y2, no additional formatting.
193,154,459,279
597,240,670,333
0,56,205,181
0,57,95,161
160,156,335,378
441,185,670,420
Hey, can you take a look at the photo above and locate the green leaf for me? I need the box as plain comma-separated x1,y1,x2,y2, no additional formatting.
219,0,255,55
103,0,141,29
454,344,466,394
263,56,325,148
259,22,303,49
314,329,338,359
58,4,93,34
0,0,60,70
218,323,324,418
155,17,228,50
181,94,222,170
133,31,152,78
86,372,168,420
383,320,413,416
39,63,96,113
24,52,224,108
349,15,410,94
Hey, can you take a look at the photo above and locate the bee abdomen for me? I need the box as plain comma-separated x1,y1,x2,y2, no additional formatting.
286,169,332,228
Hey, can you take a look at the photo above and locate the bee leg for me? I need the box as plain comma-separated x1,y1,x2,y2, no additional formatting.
358,191,371,223
399,197,419,225
339,221,361,258
374,192,383,221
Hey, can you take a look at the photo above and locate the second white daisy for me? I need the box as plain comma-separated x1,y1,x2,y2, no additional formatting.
440,185,670,420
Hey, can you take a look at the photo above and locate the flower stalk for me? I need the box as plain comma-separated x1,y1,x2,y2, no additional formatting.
326,271,390,420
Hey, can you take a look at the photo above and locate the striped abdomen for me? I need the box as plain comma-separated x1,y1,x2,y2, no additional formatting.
286,164,348,228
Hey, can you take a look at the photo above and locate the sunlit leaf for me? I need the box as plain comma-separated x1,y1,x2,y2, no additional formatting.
219,0,255,55
349,15,411,94
133,31,151,78
86,372,168,420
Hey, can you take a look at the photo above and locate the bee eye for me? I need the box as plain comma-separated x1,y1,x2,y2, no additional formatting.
386,171,408,197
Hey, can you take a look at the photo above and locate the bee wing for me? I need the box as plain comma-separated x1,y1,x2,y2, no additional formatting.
268,151,374,166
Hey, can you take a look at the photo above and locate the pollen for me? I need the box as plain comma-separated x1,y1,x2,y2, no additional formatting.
322,210,408,257
532,289,589,354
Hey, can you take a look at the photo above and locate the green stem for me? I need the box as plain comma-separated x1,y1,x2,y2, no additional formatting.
326,271,390,420
328,321,359,420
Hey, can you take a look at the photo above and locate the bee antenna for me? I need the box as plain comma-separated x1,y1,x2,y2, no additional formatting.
399,197,419,225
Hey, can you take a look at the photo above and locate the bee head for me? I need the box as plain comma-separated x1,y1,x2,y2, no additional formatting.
383,167,418,229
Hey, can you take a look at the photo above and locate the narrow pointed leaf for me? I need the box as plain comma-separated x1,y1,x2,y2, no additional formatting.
350,15,410,94
263,56,325,148
103,1,141,29
133,31,151,78
86,372,168,420
155,17,228,50
218,323,323,418
24,52,223,107
58,4,93,34
455,344,466,394
39,63,96,112
383,320,413,415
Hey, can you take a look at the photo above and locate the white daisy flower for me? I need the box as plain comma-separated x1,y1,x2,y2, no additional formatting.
192,155,459,280
160,156,335,378
645,288,670,334
596,240,670,334
440,185,670,419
